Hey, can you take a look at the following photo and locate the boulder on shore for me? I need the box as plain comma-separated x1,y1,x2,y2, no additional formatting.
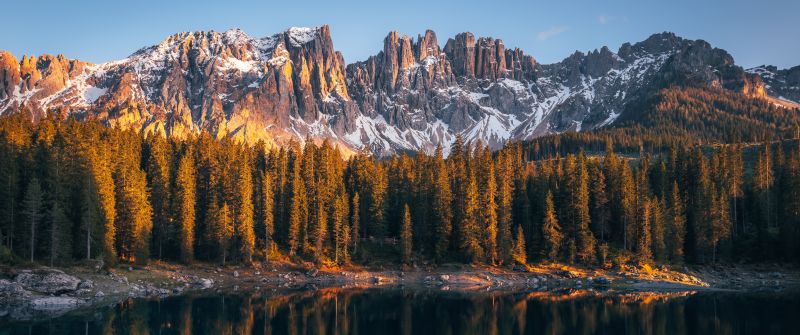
0,279,32,300
14,270,81,295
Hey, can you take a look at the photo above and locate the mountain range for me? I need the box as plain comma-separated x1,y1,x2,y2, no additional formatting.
1,25,797,155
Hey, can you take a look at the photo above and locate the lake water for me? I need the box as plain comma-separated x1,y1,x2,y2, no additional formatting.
1,288,798,334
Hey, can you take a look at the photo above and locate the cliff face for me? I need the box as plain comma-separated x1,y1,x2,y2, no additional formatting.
748,65,800,104
0,26,788,156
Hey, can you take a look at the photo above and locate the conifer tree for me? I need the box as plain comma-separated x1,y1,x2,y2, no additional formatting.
0,144,18,252
175,152,196,263
668,182,686,263
301,141,317,253
650,198,667,262
541,191,563,261
636,198,653,263
22,177,43,262
287,152,305,256
144,135,171,260
727,145,744,238
367,163,388,238
620,162,636,251
333,193,350,264
216,203,234,266
478,151,499,264
571,153,596,263
312,200,327,262
47,201,70,267
88,146,117,265
350,192,360,255
432,146,452,262
79,184,100,260
754,143,775,235
401,204,413,264
495,150,514,264
115,166,153,264
234,152,256,263
709,190,731,263
459,168,483,262
261,172,274,261
512,225,527,265
589,163,610,241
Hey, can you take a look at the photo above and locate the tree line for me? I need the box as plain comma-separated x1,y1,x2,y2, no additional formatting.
0,113,799,267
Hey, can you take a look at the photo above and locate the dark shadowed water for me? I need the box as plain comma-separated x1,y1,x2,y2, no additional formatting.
1,288,798,334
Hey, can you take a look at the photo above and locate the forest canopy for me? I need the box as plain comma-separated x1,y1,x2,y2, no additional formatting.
0,87,799,267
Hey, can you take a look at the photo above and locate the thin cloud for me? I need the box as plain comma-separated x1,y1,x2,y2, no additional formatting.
598,15,628,25
537,26,569,41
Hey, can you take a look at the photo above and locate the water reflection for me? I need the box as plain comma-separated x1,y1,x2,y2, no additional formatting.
2,288,798,334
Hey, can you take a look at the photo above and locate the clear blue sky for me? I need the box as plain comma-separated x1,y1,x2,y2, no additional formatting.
2,0,797,69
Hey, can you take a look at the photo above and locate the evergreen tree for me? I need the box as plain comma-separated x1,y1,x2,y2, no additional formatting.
495,150,514,264
261,172,274,261
589,163,610,242
541,191,563,261
709,190,731,263
287,153,305,256
22,177,43,262
333,193,350,264
478,150,499,264
215,203,234,266
367,163,388,238
512,225,527,265
0,143,18,253
144,135,171,260
234,152,256,263
458,168,483,263
568,153,596,263
311,200,327,262
350,192,360,255
432,146,452,262
620,162,636,251
114,165,153,264
401,204,413,264
47,201,70,267
668,182,686,263
650,198,667,262
79,183,101,260
636,198,653,263
175,152,196,263
88,146,117,265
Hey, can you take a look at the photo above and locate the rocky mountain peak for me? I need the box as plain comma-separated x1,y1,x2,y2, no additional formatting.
416,30,440,61
1,27,795,156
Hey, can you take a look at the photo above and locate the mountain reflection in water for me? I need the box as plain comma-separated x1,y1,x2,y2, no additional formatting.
2,288,798,334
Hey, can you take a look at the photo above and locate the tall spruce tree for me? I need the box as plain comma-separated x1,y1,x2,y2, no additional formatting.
144,135,171,260
175,151,196,263
261,171,274,261
22,177,43,262
478,149,499,264
234,151,256,263
350,192,360,256
512,225,527,265
401,204,413,264
432,146,452,262
495,150,514,264
541,191,563,261
459,168,483,263
668,182,686,263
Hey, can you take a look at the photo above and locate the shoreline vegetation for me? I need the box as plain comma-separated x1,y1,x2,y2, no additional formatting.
1,261,799,320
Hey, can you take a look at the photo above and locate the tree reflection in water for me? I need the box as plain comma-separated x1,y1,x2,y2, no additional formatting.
3,288,799,334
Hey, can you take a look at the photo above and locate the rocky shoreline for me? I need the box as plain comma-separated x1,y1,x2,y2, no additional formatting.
1,262,797,320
